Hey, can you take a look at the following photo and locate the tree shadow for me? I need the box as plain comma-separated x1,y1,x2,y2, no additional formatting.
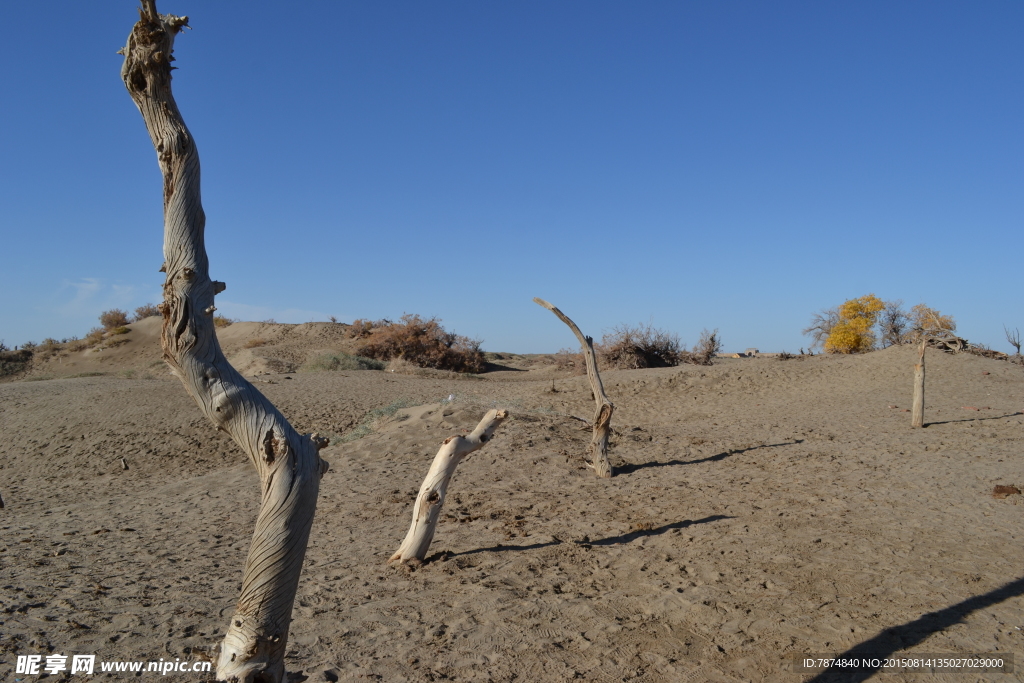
924,412,1022,426
803,576,1024,682
616,440,802,474
445,539,563,558
589,514,734,546
481,361,527,373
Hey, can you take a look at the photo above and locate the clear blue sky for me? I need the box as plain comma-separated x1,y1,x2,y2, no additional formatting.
2,2,1021,353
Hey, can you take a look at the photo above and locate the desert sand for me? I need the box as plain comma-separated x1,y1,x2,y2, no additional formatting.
2,320,1024,682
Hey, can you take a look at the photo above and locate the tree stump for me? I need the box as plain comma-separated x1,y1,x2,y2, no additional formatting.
912,341,926,428
389,409,508,565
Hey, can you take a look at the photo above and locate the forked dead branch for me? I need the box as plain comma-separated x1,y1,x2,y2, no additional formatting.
533,298,614,478
120,3,327,681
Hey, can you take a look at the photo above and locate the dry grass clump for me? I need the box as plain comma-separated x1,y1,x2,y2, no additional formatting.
300,353,385,372
244,338,267,349
353,314,485,373
214,315,235,327
132,303,161,321
599,323,683,369
99,309,130,330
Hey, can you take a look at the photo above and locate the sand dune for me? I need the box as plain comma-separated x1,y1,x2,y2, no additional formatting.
2,328,1023,682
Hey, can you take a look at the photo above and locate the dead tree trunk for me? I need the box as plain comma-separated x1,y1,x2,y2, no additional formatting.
533,298,614,478
389,409,507,565
121,5,328,681
912,341,926,428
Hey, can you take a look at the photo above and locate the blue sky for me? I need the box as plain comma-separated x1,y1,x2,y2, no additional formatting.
1,2,1021,353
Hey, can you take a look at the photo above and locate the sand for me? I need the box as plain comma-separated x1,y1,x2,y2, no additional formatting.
2,325,1024,682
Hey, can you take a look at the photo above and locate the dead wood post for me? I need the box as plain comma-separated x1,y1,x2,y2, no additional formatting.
533,298,614,478
389,409,508,565
912,341,926,428
121,4,328,681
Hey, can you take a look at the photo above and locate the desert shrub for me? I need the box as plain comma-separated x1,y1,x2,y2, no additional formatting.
554,347,585,374
355,314,485,373
821,294,885,354
244,338,267,349
99,309,130,330
133,303,161,321
300,353,385,372
0,347,33,377
599,323,682,369
777,351,795,361
683,328,722,366
879,299,911,348
85,327,106,347
347,318,389,339
214,315,235,327
909,304,956,340
111,326,131,335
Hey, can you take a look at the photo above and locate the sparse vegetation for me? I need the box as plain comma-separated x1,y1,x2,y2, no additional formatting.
99,309,130,330
0,343,33,377
111,326,131,335
244,338,267,349
683,328,722,366
85,327,106,347
342,398,416,442
354,314,485,373
214,315,235,327
805,296,958,354
599,322,683,369
300,353,385,372
132,303,161,321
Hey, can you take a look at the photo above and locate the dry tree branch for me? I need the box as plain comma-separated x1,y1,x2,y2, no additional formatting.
533,298,614,478
120,5,327,682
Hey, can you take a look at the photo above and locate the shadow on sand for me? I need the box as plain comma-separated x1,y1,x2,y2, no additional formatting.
924,411,1022,426
616,440,803,475
589,514,734,546
446,515,733,558
803,576,1024,682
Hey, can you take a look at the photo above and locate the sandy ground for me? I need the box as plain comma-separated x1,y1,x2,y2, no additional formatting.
2,327,1024,682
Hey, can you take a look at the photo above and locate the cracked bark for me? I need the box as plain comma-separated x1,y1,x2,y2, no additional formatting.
120,3,327,681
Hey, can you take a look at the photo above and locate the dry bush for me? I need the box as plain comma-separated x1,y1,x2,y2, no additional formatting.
355,314,485,373
683,328,722,366
879,299,911,348
84,327,106,347
599,323,683,369
111,326,131,335
99,309,130,330
554,347,586,374
0,346,33,377
347,318,389,339
244,338,267,349
132,303,161,321
214,315,235,327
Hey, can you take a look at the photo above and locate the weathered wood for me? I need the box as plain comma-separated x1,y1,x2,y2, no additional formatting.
120,5,328,681
389,409,508,565
911,341,926,428
533,298,614,478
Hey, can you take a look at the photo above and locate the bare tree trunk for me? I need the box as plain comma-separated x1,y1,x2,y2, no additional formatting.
533,298,614,478
912,341,926,428
389,409,507,565
120,5,328,682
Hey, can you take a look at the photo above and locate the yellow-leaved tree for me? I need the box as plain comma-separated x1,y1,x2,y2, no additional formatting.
824,294,885,354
